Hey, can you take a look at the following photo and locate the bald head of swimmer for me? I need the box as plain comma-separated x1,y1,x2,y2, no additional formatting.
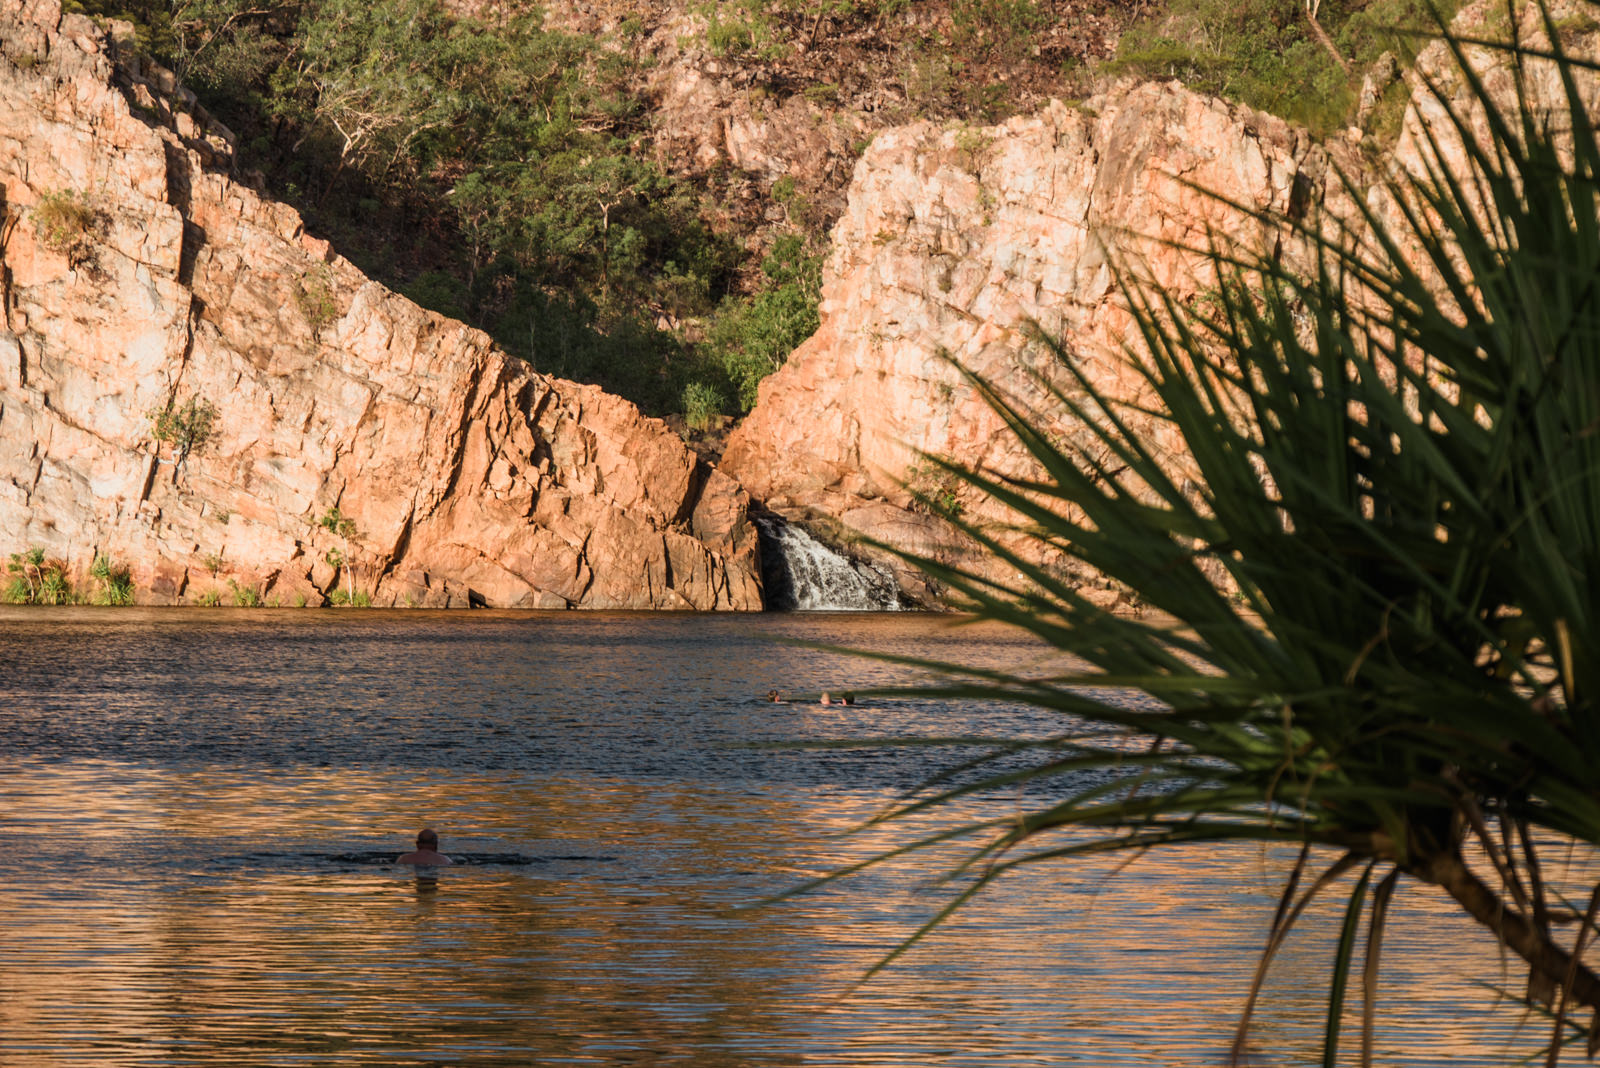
398,828,453,866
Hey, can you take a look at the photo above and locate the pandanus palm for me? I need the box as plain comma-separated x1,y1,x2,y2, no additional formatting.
806,5,1600,1063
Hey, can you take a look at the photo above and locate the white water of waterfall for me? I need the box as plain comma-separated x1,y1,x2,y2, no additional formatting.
756,517,902,611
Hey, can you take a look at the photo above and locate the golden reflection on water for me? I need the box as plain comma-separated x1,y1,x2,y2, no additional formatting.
2,610,1583,1066
4,756,1575,1066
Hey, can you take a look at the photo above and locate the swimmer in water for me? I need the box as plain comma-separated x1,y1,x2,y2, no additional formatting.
397,828,454,867
766,689,783,702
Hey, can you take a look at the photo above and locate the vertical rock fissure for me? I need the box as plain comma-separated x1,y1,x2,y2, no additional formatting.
670,459,712,529
0,203,17,333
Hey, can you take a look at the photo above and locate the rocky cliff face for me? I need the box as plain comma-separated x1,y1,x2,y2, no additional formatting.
722,82,1364,600
531,0,1128,274
0,0,762,609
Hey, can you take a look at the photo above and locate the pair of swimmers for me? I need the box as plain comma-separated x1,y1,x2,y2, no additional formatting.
765,690,856,705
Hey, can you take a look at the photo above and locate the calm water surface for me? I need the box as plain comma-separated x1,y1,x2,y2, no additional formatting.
0,608,1565,1065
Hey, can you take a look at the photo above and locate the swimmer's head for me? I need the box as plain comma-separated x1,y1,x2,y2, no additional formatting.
417,828,439,849
766,689,780,702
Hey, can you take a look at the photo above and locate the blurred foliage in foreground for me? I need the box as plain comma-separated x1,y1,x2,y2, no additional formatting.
816,6,1600,1063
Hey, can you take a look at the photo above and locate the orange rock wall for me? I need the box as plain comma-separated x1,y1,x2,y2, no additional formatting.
0,0,761,608
722,85,1357,599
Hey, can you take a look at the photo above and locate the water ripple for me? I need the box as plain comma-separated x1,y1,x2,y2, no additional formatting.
0,609,1571,1066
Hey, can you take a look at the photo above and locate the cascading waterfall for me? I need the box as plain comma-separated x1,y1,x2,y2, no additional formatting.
755,516,903,611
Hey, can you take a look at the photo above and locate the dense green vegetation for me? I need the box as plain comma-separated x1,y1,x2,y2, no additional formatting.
1112,0,1458,134
71,0,822,418
4,548,134,604
694,0,1044,68
63,0,1466,428
817,12,1600,1062
5,548,67,604
89,554,136,605
63,0,1099,424
702,234,823,411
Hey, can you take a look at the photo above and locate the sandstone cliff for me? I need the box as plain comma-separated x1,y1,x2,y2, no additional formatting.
0,0,762,609
722,82,1366,601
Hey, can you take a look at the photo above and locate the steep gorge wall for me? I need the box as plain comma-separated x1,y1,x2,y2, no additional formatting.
0,0,762,608
720,1,1595,605
722,82,1363,600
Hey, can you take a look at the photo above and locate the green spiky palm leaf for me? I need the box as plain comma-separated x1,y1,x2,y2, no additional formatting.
798,5,1600,1064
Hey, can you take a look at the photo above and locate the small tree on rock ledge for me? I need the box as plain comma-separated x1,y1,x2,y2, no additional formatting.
318,506,368,605
149,395,219,476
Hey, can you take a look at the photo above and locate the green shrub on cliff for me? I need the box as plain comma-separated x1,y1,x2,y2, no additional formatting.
5,548,75,605
317,506,356,540
697,0,785,59
706,235,823,411
813,12,1600,1062
694,0,916,60
296,266,339,335
149,395,218,469
227,578,262,607
33,189,99,264
319,508,371,605
950,0,1047,64
1112,0,1458,134
681,380,727,431
327,587,372,607
4,547,45,604
37,563,72,605
90,554,135,606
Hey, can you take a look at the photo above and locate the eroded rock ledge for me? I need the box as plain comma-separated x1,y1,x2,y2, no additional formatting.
0,0,761,608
